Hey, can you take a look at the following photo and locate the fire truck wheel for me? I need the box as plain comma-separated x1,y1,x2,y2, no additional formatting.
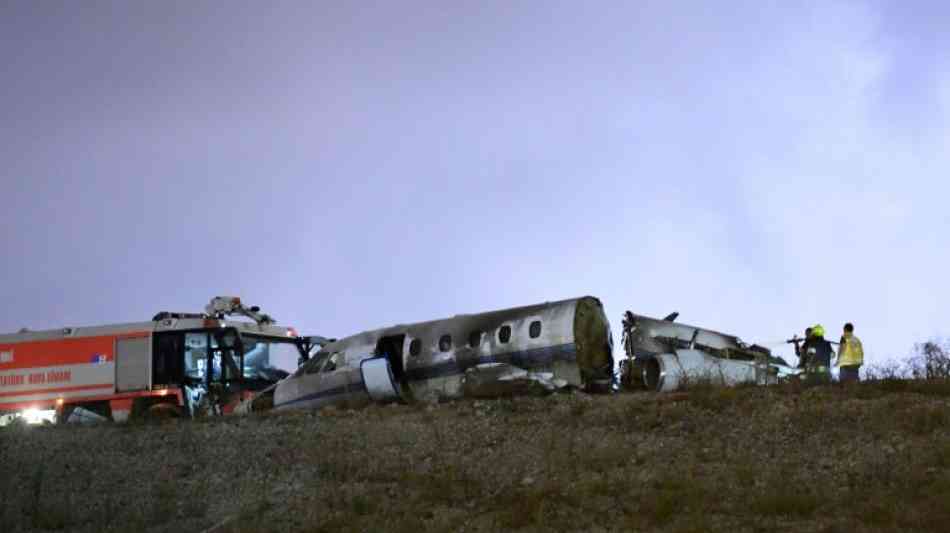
56,405,76,425
145,402,182,421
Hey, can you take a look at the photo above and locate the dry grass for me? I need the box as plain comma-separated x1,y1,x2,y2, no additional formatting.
2,380,950,532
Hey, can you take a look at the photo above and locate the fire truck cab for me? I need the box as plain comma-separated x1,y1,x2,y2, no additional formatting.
0,297,315,424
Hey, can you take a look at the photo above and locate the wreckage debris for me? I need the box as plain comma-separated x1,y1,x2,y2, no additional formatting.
620,311,801,392
461,363,569,398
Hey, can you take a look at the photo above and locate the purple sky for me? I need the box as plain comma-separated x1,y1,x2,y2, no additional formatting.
2,1,948,366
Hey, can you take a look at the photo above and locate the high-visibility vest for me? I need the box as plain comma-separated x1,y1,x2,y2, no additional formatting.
838,334,864,366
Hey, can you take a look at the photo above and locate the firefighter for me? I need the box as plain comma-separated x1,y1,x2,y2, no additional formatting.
803,324,833,385
837,323,864,383
795,327,814,368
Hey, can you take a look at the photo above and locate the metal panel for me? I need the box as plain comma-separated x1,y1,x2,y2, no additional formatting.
646,350,774,392
361,357,401,403
116,337,150,392
273,367,367,410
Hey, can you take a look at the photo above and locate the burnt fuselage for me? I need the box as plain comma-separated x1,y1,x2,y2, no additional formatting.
273,297,613,411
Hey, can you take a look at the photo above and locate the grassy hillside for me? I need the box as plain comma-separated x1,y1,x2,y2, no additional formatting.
2,380,950,532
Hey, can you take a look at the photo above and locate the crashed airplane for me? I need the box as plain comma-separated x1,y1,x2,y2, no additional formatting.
239,301,798,414
619,310,800,392
263,297,614,411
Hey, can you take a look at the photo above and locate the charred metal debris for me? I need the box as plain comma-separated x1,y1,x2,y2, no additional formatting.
619,310,799,392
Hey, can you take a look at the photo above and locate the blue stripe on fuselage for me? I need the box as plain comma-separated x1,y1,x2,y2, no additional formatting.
275,342,577,408
274,381,367,409
404,342,578,381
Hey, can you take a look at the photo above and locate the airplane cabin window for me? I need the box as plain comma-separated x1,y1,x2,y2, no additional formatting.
409,338,422,356
439,335,452,352
468,331,482,348
304,351,331,375
499,325,511,344
324,352,340,372
529,320,542,338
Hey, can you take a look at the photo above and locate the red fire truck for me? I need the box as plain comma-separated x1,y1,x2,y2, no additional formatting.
0,297,316,423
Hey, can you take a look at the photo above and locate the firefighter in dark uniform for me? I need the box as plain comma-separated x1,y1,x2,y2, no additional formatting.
794,327,813,366
802,324,834,385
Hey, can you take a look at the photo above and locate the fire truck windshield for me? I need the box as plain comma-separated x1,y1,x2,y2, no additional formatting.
241,335,300,380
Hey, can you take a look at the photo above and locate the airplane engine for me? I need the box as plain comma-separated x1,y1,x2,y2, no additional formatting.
639,350,769,392
620,311,794,392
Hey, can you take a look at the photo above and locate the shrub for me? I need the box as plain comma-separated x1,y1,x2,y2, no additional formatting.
908,340,950,380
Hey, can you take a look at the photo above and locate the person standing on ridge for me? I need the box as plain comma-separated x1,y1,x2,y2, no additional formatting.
837,323,864,383
803,324,833,385
795,327,814,368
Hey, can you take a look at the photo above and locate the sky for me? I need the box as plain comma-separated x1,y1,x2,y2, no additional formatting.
1,1,948,368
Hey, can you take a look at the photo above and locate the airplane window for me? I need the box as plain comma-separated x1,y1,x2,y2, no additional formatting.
409,338,422,356
323,353,340,372
468,331,482,348
530,321,542,338
499,325,511,344
439,335,452,352
304,351,331,375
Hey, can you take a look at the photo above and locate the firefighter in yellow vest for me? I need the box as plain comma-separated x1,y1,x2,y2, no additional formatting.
837,322,864,383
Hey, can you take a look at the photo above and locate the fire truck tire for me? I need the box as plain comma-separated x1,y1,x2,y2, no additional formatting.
145,402,182,421
56,405,76,425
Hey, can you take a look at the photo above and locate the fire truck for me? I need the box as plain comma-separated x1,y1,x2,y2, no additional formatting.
0,297,318,423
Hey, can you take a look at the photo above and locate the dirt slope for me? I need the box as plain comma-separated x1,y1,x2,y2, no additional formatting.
2,381,949,532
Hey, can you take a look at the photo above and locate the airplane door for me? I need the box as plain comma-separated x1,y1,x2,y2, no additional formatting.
375,335,407,383
361,357,401,402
